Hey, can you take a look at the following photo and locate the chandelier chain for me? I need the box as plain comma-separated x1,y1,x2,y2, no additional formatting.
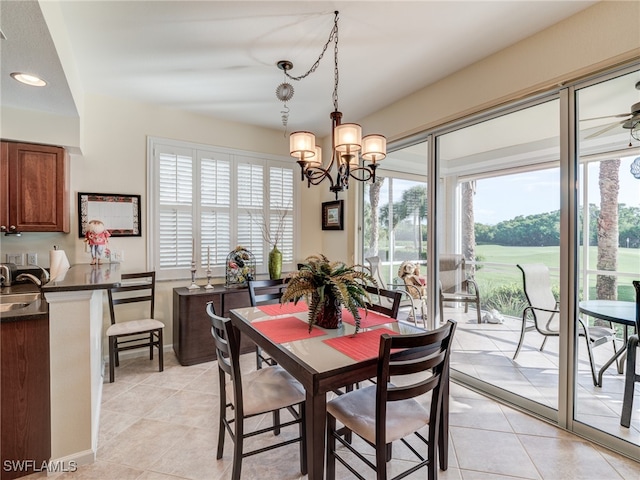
333,18,339,112
284,11,339,87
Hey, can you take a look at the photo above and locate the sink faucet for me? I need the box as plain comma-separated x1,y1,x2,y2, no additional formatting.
28,263,50,283
16,273,43,287
0,264,11,286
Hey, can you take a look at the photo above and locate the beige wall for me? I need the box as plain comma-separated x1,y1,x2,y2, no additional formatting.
2,0,639,347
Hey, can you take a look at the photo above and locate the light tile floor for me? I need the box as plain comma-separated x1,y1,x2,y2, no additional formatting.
27,346,639,480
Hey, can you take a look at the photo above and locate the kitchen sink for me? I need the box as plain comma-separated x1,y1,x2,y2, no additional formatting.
0,292,41,312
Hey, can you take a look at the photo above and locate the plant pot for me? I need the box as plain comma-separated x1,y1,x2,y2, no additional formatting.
268,245,282,280
315,293,343,329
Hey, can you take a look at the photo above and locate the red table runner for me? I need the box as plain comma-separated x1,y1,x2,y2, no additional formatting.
257,301,308,316
342,308,396,328
323,328,398,362
253,316,326,344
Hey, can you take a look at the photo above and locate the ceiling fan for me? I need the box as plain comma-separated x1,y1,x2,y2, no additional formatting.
582,80,640,140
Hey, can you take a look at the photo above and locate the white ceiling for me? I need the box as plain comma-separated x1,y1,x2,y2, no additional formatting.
1,0,601,138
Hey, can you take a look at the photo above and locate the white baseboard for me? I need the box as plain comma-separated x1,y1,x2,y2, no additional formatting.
47,448,95,476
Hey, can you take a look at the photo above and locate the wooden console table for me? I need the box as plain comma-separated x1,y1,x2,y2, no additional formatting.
173,284,280,366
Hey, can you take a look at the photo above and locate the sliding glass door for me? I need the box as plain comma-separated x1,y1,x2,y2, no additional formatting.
436,98,562,416
574,67,640,451
359,62,640,459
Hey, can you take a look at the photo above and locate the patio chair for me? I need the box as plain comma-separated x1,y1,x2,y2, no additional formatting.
620,280,640,428
396,260,428,325
439,254,481,323
366,256,424,327
513,263,617,386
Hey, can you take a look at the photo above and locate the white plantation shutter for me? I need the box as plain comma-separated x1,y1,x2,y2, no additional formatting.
149,138,297,280
157,149,193,270
269,167,294,263
237,162,265,264
200,154,231,269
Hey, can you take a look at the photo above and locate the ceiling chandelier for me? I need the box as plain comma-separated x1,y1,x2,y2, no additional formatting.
277,11,386,199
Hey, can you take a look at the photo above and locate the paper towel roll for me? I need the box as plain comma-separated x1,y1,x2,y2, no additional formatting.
50,249,70,280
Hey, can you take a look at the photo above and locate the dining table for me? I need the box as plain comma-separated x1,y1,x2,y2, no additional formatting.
579,299,637,387
228,302,449,480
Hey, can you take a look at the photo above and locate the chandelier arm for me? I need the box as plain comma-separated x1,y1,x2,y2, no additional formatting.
348,167,373,181
305,167,336,188
284,11,339,83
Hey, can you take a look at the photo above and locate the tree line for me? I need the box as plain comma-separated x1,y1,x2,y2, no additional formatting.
475,204,640,248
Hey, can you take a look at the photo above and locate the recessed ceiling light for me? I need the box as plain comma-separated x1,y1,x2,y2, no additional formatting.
10,72,47,87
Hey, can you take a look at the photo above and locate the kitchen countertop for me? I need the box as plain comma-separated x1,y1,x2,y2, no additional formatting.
1,263,121,322
41,263,122,293
0,283,48,322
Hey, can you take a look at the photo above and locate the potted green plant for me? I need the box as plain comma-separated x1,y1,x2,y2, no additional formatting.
281,254,376,332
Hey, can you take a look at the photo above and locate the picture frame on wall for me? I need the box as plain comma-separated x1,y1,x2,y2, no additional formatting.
78,192,142,237
322,200,344,231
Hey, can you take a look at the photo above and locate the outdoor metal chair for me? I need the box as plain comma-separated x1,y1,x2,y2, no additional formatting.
438,254,481,323
396,259,428,325
366,256,424,327
513,263,617,387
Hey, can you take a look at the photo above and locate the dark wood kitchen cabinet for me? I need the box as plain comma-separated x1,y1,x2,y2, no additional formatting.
0,141,69,233
1,316,51,480
173,286,272,366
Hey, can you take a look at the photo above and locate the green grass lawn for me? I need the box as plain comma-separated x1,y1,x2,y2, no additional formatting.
370,244,638,301
475,245,639,302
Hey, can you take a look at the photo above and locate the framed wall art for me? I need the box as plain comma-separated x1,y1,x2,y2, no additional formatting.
78,192,142,237
322,200,344,231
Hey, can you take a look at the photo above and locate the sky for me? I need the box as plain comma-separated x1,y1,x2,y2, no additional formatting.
474,156,640,225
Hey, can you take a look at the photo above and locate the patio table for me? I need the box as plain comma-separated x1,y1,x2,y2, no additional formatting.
228,306,448,480
579,300,636,387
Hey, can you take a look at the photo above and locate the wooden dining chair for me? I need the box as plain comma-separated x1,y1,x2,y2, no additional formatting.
206,302,307,480
248,278,286,369
326,319,456,480
364,284,403,320
621,280,640,427
106,271,164,383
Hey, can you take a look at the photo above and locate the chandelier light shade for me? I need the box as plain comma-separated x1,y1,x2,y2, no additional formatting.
308,145,323,168
278,11,386,199
290,131,316,160
361,134,387,163
334,123,362,153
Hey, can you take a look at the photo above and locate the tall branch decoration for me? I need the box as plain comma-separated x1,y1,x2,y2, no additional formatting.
248,206,289,279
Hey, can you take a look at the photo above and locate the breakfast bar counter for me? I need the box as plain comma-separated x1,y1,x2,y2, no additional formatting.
42,263,122,470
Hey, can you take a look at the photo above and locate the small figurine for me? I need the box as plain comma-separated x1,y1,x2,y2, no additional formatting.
84,219,111,265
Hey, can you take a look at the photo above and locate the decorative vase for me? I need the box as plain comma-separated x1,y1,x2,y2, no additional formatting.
314,292,343,329
268,245,282,280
